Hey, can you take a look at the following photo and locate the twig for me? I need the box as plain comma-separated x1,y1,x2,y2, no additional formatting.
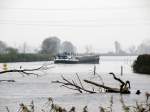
76,73,84,89
5,106,10,112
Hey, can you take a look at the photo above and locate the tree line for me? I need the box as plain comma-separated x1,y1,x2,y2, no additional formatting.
0,37,76,62
113,40,150,55
40,37,76,55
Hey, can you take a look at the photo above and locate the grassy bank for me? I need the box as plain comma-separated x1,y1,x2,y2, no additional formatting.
0,53,52,62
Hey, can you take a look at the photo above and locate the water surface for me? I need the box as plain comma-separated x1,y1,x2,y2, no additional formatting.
0,56,150,112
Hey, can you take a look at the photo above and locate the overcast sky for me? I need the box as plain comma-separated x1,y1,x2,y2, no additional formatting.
0,0,150,53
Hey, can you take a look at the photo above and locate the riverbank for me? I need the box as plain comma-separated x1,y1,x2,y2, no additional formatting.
0,53,51,62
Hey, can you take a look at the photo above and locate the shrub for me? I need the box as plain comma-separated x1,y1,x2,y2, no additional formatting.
133,54,150,74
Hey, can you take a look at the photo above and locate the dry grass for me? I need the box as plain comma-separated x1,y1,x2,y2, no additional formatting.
14,93,150,112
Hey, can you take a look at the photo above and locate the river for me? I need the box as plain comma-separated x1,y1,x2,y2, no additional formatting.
0,56,150,112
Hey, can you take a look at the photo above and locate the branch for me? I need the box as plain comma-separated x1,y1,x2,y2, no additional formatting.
52,75,96,94
84,79,126,93
0,65,52,77
0,80,15,82
84,79,116,90
109,72,125,85
76,73,84,89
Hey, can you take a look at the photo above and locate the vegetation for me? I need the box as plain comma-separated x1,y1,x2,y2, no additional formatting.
60,41,76,54
41,37,61,55
133,54,150,74
13,93,150,112
0,53,51,62
40,37,76,55
0,37,76,62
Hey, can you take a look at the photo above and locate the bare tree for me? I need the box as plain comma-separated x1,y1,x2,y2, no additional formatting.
85,45,93,54
114,41,127,55
60,41,76,54
114,41,121,55
128,45,137,54
137,39,150,54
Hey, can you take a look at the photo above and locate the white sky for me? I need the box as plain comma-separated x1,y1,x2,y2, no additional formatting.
0,0,150,53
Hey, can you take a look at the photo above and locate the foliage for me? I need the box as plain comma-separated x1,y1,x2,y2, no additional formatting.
0,37,78,62
133,54,150,74
0,40,7,54
60,41,76,54
41,37,61,55
6,47,18,54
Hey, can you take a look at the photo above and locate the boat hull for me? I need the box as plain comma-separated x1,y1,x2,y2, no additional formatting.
76,55,100,64
54,55,100,64
54,60,79,64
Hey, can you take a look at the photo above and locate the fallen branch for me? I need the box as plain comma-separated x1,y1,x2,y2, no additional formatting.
84,78,130,94
0,80,15,82
0,65,52,77
109,72,131,94
84,79,119,93
52,72,131,94
52,75,96,94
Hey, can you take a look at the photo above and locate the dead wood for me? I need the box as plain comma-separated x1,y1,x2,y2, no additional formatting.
84,79,120,92
0,65,51,77
52,72,131,94
87,71,132,94
52,75,96,94
109,72,125,85
0,80,15,82
84,78,130,94
109,72,131,93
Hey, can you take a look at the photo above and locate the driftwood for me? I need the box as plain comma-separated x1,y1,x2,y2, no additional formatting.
53,72,131,94
84,79,130,94
84,79,120,92
109,72,131,94
0,66,43,76
0,64,53,83
84,72,131,94
0,65,52,77
0,80,15,82
52,75,96,94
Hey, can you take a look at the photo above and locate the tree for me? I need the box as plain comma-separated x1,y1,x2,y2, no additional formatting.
6,47,18,54
60,41,76,54
85,45,93,54
0,40,7,54
137,39,150,54
41,37,61,55
128,45,137,54
114,41,121,55
114,41,127,55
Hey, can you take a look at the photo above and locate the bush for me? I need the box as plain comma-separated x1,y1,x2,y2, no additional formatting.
133,54,150,74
